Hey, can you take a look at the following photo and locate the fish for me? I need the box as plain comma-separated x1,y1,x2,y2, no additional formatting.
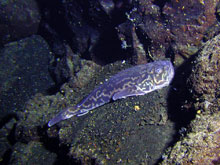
48,60,174,127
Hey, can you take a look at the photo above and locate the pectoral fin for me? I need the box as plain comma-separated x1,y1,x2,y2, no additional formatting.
76,110,89,116
112,87,145,101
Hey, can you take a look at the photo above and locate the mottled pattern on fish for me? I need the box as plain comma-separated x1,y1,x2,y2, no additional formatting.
48,60,174,127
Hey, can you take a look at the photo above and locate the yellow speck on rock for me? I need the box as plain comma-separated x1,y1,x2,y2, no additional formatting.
197,110,201,114
134,105,140,111
199,0,205,5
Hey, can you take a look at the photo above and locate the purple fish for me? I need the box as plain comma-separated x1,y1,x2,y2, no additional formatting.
48,60,174,127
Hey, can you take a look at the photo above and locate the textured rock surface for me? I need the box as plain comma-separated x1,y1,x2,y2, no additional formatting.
37,0,220,83
15,61,176,164
0,35,54,163
189,34,220,104
1,1,220,164
161,112,220,164
9,141,56,164
0,0,41,44
161,33,220,164
117,0,219,65
0,35,53,119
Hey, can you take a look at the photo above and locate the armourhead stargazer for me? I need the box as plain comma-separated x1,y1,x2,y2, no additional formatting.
48,60,174,127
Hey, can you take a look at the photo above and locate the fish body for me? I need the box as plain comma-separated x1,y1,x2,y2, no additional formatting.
48,60,174,127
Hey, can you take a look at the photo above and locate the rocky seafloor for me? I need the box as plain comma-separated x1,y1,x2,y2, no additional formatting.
161,31,220,165
1,0,220,164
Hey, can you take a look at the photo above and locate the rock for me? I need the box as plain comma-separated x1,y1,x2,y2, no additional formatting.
161,33,220,164
0,35,54,119
9,141,56,165
0,0,41,44
188,34,220,104
68,89,175,164
0,118,16,163
118,0,219,65
163,0,219,65
161,111,220,164
38,0,131,66
15,61,176,164
50,62,176,164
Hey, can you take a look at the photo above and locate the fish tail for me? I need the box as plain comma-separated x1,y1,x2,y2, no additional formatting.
48,106,79,127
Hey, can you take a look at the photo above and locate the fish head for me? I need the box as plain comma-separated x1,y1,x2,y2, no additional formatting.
150,60,175,87
48,106,80,127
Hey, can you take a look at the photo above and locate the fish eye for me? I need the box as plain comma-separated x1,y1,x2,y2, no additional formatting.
155,67,162,74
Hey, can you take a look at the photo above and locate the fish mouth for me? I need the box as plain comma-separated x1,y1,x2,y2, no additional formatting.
48,107,74,127
48,106,81,127
48,111,66,127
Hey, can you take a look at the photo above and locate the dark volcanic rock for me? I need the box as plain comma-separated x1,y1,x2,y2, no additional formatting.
188,34,220,105
9,141,56,164
0,35,54,162
4,1,220,164
161,33,220,165
38,0,131,66
0,0,41,44
0,35,53,119
15,61,176,164
118,0,219,65
67,88,175,164
163,0,218,64
0,117,17,163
